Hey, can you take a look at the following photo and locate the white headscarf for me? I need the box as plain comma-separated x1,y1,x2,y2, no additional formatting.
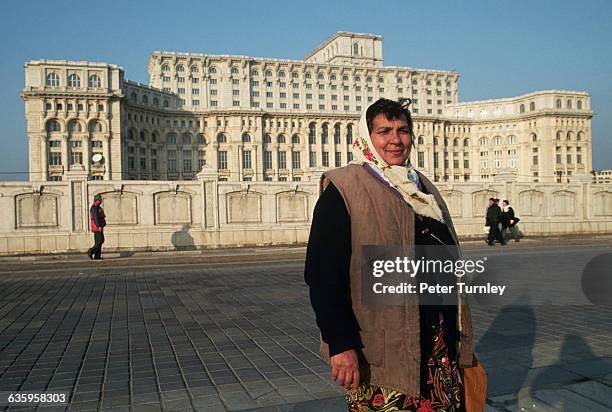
350,102,446,223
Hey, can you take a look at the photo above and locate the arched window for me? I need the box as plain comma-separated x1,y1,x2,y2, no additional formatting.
231,67,239,75
250,69,259,76
151,132,158,143
265,70,272,77
366,76,372,83
167,134,177,144
292,134,300,144
208,66,217,74
88,120,102,133
140,131,146,141
321,123,328,144
556,99,562,109
531,133,537,142
46,119,61,132
507,135,516,145
308,123,316,144
556,131,562,140
217,133,226,143
88,74,101,88
176,64,184,72
493,136,501,146
464,138,470,147
130,93,137,103
566,131,573,141
142,95,148,104
577,100,583,110
418,136,424,145
182,134,192,144
346,124,353,140
577,131,584,141
318,73,325,80
128,130,135,140
453,138,459,147
291,72,299,79
153,97,159,106
263,134,272,144
433,137,438,146
241,133,251,143
529,102,535,111
355,75,361,82
190,66,199,73
519,104,525,113
46,73,60,87
68,74,81,88
162,64,170,72
479,137,488,146
197,134,206,144
334,124,341,144
277,134,286,144
67,120,81,133
567,99,572,109
278,71,285,78
163,100,169,108
353,43,359,55
305,72,312,79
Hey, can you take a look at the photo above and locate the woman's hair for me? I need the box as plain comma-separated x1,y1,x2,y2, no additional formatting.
366,98,414,139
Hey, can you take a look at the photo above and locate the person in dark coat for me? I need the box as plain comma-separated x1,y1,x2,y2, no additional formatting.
502,200,521,242
486,197,506,245
87,194,106,259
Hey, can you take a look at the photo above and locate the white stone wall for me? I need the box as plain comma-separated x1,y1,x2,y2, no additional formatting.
0,173,610,255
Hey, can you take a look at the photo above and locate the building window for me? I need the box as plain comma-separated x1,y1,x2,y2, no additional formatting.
309,151,316,167
256,150,270,172
46,119,61,133
242,150,252,169
46,73,60,87
278,151,287,169
68,74,80,88
286,150,299,170
88,74,101,88
217,151,227,170
322,151,329,167
418,152,424,168
49,152,62,165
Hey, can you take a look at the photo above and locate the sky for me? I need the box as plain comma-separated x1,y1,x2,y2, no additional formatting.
1,0,610,180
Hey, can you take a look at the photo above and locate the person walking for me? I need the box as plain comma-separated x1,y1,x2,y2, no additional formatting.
87,194,106,259
502,200,521,242
486,198,506,246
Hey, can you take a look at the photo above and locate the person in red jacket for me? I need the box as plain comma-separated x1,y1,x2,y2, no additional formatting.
87,194,106,259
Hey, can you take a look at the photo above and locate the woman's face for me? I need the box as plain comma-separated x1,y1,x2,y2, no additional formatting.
369,113,412,166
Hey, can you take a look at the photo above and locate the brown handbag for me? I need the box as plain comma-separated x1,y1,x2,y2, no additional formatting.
462,357,487,412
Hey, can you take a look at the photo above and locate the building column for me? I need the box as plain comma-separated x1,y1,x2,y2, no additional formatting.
103,135,111,180
40,134,48,181
61,133,69,176
252,145,258,181
83,133,91,176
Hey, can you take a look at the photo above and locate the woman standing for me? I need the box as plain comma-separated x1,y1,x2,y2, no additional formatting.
305,98,477,411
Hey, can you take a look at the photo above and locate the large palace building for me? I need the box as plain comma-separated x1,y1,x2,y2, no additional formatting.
22,32,593,183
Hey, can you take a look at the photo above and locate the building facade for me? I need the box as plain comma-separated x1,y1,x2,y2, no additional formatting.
22,32,593,183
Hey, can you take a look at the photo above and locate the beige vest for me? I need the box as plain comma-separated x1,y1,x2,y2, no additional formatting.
319,164,474,396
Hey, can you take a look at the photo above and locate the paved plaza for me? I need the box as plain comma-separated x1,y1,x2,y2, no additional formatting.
0,239,612,411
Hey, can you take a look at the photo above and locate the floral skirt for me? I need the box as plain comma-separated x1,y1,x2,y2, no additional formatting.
346,324,462,411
